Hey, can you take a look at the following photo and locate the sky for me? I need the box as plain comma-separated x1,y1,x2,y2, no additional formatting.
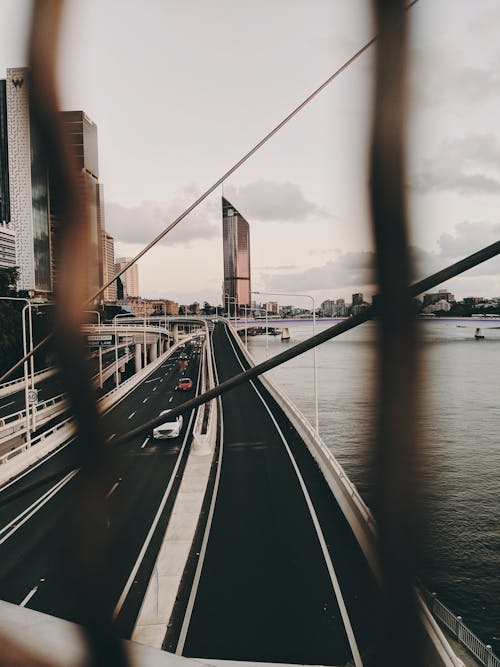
1,0,499,307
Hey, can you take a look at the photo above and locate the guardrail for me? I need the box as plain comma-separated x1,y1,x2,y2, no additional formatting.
423,591,499,667
0,366,58,398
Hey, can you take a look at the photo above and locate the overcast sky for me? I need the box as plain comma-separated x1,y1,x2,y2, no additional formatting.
1,0,499,306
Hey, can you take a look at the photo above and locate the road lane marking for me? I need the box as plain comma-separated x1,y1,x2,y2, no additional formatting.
141,437,150,449
153,386,157,392
169,396,173,403
145,377,161,383
109,433,116,440
223,325,363,667
20,585,39,607
113,352,203,620
106,478,122,498
143,397,149,403
0,470,79,545
128,412,136,419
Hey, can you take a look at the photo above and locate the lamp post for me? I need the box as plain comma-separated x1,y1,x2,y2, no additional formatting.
84,310,103,388
224,293,237,325
253,290,319,434
113,312,132,387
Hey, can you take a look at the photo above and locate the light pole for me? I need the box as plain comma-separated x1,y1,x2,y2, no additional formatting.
113,312,132,387
253,290,319,434
224,293,237,326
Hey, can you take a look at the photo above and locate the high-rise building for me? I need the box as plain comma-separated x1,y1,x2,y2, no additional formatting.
101,230,116,301
0,80,10,226
115,257,139,298
423,289,455,306
5,67,51,293
222,196,251,307
50,110,102,298
0,222,16,269
352,293,363,306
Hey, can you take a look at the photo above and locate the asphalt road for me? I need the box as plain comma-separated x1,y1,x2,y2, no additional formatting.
0,339,202,635
0,346,129,420
181,323,378,666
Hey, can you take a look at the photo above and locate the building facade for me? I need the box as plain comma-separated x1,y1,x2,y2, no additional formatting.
0,222,16,268
115,257,139,298
423,289,455,306
0,80,10,226
5,67,51,293
222,197,251,308
101,229,117,301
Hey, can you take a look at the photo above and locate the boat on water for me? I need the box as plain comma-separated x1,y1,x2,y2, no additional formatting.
281,327,290,341
474,327,485,340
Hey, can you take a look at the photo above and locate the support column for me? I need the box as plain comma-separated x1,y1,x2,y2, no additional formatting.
172,324,179,344
135,343,142,373
149,341,158,361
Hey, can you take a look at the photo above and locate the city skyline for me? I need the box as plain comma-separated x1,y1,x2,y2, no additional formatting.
0,2,499,305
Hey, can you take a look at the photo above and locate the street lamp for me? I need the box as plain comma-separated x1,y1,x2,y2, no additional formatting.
84,310,103,388
253,290,319,434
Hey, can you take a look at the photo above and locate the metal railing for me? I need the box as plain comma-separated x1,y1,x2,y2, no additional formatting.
425,592,500,667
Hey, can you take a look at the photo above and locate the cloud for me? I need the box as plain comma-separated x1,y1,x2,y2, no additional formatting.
224,180,330,223
412,134,500,195
263,250,376,293
105,192,219,248
410,45,500,109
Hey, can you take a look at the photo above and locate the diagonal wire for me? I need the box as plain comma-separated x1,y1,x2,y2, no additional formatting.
0,0,420,386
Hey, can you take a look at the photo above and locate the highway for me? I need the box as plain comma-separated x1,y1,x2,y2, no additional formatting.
0,346,130,421
179,322,378,666
0,339,202,636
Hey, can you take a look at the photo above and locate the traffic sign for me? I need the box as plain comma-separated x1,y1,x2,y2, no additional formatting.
27,389,39,404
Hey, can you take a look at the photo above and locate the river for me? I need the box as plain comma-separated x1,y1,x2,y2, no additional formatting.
245,317,500,653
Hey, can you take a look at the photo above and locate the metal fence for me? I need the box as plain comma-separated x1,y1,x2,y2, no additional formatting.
426,592,500,667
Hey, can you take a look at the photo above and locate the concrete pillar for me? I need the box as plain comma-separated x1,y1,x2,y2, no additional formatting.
135,343,142,373
149,341,158,361
172,324,179,344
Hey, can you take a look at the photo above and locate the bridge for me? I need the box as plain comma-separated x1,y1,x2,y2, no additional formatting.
0,317,479,667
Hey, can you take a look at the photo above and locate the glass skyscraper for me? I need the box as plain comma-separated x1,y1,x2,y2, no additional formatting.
222,196,251,308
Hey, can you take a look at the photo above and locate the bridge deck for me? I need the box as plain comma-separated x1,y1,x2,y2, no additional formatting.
181,322,378,666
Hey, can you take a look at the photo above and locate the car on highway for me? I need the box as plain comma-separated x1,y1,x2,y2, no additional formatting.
152,410,183,439
177,377,193,391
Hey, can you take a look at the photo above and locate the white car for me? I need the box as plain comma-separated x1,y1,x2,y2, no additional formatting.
152,410,183,439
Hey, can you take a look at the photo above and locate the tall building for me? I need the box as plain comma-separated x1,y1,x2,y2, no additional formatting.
0,222,16,268
352,293,364,306
222,196,251,308
5,67,51,293
423,289,455,306
0,80,10,225
51,110,102,298
101,230,116,301
115,257,139,298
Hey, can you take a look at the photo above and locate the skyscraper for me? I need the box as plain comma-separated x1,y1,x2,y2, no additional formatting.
0,79,10,226
115,257,139,298
222,197,251,308
5,67,51,292
101,230,116,301
50,110,102,298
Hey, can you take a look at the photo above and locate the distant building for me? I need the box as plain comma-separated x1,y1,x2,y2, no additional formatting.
222,197,251,308
101,230,116,301
423,289,455,306
5,67,51,293
335,298,347,317
0,80,10,226
115,257,139,297
0,222,16,268
423,299,451,313
352,293,363,307
320,299,335,317
187,302,201,316
263,301,280,315
152,299,179,316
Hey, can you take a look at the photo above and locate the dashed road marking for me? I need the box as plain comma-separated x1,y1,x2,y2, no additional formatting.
143,397,148,403
128,412,136,419
141,437,150,449
20,585,39,607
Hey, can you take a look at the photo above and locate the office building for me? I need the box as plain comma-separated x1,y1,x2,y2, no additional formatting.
50,110,102,298
101,229,117,301
0,222,16,268
321,299,335,317
264,301,280,315
352,293,364,307
115,257,139,298
423,289,455,307
0,80,10,226
222,197,251,308
5,67,51,293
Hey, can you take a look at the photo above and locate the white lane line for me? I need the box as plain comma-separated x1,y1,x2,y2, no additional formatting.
224,326,363,667
153,386,157,392
176,334,223,654
141,437,150,449
114,353,203,620
20,585,39,607
145,377,161,383
106,478,122,499
160,378,163,383
109,433,117,440
0,400,15,410
143,397,149,404
169,396,173,403
0,470,79,545
128,411,136,420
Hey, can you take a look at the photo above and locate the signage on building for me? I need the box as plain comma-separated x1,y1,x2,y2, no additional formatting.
87,334,113,343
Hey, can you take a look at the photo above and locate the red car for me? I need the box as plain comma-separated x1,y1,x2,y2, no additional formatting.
177,377,193,391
